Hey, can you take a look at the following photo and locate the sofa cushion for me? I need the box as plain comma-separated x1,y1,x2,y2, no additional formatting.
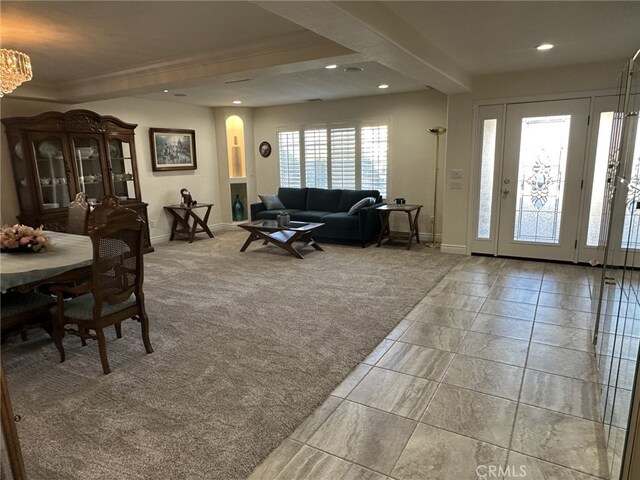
290,211,333,223
258,194,285,210
321,212,359,228
255,209,301,221
307,188,342,212
348,197,376,215
337,189,381,212
278,187,308,210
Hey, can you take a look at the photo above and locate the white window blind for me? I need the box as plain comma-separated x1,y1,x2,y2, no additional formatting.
361,125,388,197
277,123,388,195
278,131,301,187
304,129,328,188
330,127,356,189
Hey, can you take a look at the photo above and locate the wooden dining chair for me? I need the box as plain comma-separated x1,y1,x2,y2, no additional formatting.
51,196,153,374
67,192,90,235
1,290,56,342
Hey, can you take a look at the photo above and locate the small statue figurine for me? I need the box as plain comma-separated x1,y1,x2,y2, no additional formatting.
180,188,197,207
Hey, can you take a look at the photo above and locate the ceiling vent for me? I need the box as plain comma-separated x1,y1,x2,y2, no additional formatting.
343,67,364,72
306,98,323,102
225,78,252,84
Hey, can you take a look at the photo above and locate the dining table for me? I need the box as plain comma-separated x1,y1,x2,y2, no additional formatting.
0,231,93,292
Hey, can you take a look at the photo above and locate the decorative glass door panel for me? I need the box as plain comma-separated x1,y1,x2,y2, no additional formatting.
108,137,140,201
71,134,104,205
29,134,72,211
8,134,35,212
471,105,504,255
620,115,640,250
513,115,570,244
497,99,590,261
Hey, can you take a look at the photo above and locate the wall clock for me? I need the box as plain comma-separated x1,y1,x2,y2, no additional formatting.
259,141,272,158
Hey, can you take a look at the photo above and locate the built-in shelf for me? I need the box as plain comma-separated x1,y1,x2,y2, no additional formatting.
229,177,247,184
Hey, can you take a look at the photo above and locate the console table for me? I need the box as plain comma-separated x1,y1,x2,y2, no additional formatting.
376,204,423,250
164,203,214,243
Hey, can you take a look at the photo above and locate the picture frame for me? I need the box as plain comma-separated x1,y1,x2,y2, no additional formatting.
149,128,197,171
259,141,272,158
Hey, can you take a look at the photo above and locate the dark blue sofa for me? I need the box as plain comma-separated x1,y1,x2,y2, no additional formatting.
250,187,383,246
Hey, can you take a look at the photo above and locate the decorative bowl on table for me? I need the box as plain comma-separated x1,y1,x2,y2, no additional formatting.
0,224,51,253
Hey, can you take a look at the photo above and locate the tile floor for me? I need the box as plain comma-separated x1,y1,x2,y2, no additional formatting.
248,256,612,480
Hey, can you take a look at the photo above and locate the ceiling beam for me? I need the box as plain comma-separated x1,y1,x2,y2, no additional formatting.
256,0,472,94
17,31,354,104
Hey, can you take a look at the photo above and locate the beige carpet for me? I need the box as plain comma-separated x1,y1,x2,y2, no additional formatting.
2,230,461,479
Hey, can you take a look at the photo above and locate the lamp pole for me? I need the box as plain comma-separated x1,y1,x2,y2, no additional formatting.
427,126,447,248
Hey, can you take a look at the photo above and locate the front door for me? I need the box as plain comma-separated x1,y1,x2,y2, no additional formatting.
496,99,591,261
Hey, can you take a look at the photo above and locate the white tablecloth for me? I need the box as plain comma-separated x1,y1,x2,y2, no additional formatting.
0,231,93,291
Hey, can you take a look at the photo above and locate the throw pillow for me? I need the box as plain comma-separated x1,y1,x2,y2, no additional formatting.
348,197,376,215
259,194,286,210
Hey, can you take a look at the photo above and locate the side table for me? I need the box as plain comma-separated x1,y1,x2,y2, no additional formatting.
376,204,423,250
164,203,214,243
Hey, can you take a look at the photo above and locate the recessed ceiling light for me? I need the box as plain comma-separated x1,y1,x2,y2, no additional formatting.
233,100,242,105
325,64,338,69
537,43,554,51
378,84,389,89
163,89,169,93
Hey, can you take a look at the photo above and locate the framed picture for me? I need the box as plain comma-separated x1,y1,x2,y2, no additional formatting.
149,128,197,171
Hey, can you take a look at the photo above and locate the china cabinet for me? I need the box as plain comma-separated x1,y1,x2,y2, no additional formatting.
2,109,152,251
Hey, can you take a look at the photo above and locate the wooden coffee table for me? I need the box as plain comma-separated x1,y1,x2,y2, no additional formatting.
238,220,324,259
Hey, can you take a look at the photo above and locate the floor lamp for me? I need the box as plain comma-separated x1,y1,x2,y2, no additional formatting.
427,126,447,248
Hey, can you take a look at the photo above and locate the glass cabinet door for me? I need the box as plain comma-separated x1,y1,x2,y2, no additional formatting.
108,137,140,201
7,134,36,213
70,134,106,205
29,133,72,211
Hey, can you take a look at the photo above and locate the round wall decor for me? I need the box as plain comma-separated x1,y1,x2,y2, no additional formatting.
259,141,272,158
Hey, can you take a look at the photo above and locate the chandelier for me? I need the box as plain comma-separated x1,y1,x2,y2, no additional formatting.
0,49,33,97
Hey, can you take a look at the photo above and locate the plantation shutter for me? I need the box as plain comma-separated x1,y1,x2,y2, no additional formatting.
330,127,356,189
304,129,328,188
278,131,301,187
361,125,388,197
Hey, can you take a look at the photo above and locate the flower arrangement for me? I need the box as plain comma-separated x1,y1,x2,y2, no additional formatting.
0,224,51,253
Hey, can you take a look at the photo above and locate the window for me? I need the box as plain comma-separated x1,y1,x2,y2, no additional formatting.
361,125,388,196
477,119,497,239
278,122,388,197
278,131,301,187
331,127,356,189
304,129,328,189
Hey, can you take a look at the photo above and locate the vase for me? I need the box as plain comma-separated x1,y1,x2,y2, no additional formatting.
232,195,244,221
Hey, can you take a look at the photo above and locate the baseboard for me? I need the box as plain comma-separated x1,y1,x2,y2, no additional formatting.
150,223,231,243
418,233,442,243
440,244,468,255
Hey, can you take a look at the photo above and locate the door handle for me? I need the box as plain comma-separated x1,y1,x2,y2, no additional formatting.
502,188,510,195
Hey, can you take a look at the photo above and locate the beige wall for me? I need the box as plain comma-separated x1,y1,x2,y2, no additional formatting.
1,97,219,241
253,90,448,237
442,60,624,253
